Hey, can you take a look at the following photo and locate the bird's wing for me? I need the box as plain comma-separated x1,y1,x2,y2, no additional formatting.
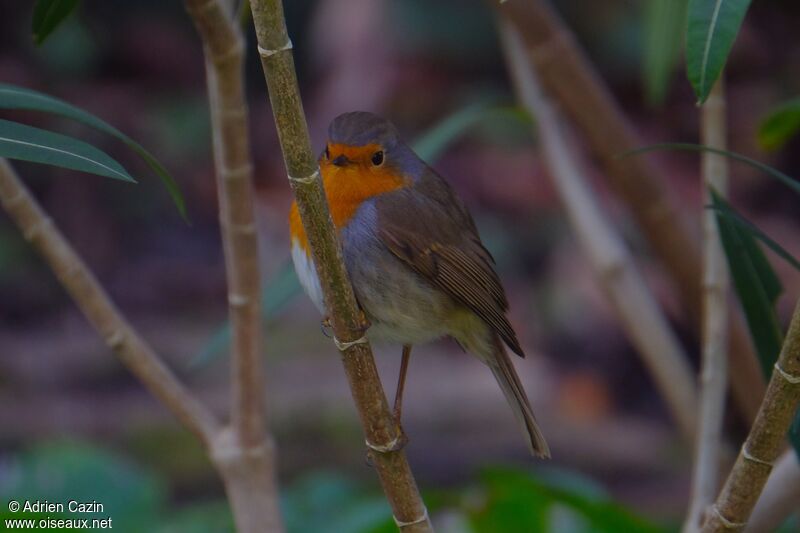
374,172,524,356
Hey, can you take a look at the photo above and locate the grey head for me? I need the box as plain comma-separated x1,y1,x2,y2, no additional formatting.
328,112,400,148
326,112,424,178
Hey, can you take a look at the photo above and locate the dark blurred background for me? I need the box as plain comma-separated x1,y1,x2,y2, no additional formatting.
1,0,799,531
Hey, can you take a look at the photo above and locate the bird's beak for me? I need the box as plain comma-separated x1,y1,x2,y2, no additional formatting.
331,154,350,167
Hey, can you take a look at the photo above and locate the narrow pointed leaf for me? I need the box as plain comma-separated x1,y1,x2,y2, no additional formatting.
623,143,800,195
642,0,687,105
758,97,800,151
0,83,186,219
32,0,80,45
712,190,800,458
712,189,782,378
686,0,751,103
710,196,800,272
0,119,135,182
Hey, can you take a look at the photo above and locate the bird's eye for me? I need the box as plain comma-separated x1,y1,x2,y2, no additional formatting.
371,150,384,166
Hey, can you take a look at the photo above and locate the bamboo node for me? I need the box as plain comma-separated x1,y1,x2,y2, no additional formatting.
393,507,429,528
742,447,773,467
710,505,746,530
287,169,319,185
228,293,251,307
23,216,53,241
774,362,800,384
365,434,402,453
105,330,125,349
223,163,253,180
212,42,242,66
257,40,293,58
333,334,368,351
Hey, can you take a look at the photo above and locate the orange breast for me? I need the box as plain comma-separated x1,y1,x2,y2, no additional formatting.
289,159,407,255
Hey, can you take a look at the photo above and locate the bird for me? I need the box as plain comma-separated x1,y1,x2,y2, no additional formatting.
289,111,550,458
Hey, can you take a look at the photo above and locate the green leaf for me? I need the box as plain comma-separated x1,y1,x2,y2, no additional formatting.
0,119,135,182
155,501,234,533
0,440,166,530
710,197,800,272
0,83,187,220
32,0,80,45
686,0,751,103
622,143,800,196
642,0,688,105
473,468,665,533
282,472,392,533
712,190,800,458
758,97,800,151
711,190,782,379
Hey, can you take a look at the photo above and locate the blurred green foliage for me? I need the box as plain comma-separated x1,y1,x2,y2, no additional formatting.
31,0,80,46
465,468,666,533
758,97,800,151
641,0,687,105
0,441,171,532
0,441,669,533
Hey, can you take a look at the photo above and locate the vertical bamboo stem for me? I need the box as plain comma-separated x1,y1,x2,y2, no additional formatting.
248,1,432,530
495,0,764,423
500,21,697,445
702,299,800,532
183,1,283,531
185,0,265,450
684,79,730,533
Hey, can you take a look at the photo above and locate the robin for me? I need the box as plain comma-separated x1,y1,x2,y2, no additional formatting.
289,111,550,458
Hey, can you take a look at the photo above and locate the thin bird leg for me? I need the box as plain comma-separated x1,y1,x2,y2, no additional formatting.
393,344,412,422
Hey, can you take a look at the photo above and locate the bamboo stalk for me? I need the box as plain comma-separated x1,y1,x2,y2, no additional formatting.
247,1,432,530
745,450,800,533
500,21,698,445
186,0,283,533
183,1,283,531
184,0,265,450
684,80,731,533
495,0,764,423
0,158,220,445
702,299,800,532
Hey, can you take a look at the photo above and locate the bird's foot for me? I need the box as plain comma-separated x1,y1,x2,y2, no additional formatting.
321,312,371,337
319,316,333,338
356,309,371,335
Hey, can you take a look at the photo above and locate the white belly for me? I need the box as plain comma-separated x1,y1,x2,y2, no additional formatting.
291,240,325,314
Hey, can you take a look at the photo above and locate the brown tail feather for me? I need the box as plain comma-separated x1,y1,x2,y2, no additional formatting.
488,339,550,458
